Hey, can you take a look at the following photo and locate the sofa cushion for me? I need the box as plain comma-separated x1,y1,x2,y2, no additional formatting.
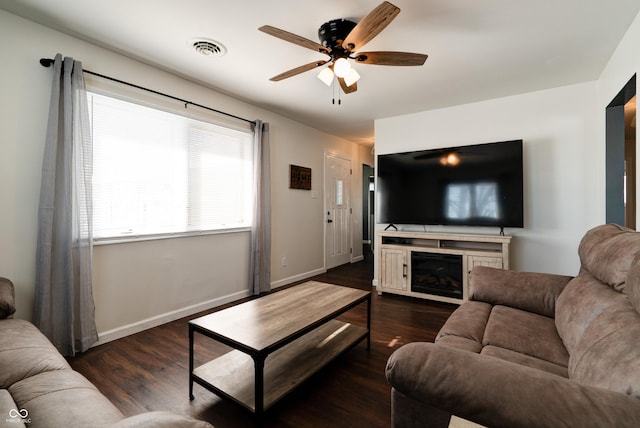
554,271,627,354
1,389,23,425
435,335,483,353
435,301,570,374
9,369,124,427
0,319,71,388
627,254,640,314
578,223,640,292
480,345,568,378
1,318,126,427
468,267,571,318
568,301,640,398
436,301,491,350
482,305,569,367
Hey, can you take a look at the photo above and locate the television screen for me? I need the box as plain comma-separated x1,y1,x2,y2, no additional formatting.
377,140,524,228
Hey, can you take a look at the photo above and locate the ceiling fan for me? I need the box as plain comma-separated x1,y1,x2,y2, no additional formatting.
259,1,428,94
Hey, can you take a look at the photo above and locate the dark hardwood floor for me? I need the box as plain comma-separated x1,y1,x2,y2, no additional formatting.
68,257,457,428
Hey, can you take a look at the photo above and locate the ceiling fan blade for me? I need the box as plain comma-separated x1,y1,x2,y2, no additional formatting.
338,77,358,94
342,1,401,51
269,60,329,81
355,51,428,66
259,25,330,54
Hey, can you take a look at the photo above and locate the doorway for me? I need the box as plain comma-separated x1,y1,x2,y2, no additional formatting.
325,153,352,269
606,75,636,229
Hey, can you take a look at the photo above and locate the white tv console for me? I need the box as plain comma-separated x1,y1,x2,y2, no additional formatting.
376,230,512,305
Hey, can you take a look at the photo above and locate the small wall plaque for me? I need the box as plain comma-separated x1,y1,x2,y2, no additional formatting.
289,164,312,190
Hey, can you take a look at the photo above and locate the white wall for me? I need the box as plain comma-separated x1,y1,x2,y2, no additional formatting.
0,10,373,341
269,119,373,288
375,81,601,277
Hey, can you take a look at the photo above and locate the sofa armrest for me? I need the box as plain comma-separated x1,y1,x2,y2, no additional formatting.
111,411,213,428
0,277,16,319
469,266,573,317
386,342,640,428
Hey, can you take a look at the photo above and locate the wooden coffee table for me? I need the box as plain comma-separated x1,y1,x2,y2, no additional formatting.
188,281,371,422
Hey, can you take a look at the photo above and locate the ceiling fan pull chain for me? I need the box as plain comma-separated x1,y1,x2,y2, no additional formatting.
332,77,336,104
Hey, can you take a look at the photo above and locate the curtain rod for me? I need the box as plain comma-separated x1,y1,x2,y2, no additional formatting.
39,58,255,125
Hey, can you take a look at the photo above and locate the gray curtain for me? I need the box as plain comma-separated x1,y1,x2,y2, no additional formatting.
34,54,97,356
250,120,271,295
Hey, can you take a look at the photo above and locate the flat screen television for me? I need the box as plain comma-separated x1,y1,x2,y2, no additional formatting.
377,140,524,229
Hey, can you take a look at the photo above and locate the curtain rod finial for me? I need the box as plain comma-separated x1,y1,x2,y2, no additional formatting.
40,58,54,67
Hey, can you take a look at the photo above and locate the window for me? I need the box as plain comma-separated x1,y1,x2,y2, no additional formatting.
335,179,344,206
445,182,499,221
88,92,253,240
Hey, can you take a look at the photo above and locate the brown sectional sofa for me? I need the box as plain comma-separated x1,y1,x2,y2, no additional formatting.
386,224,640,427
0,277,212,428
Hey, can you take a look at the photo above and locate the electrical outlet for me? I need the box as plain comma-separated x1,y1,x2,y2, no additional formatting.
281,256,287,267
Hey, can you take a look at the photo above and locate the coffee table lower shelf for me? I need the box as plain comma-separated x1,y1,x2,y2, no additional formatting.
192,319,368,412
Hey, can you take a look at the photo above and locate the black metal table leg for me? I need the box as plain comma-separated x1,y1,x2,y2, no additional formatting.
367,295,371,350
253,354,266,427
189,324,195,400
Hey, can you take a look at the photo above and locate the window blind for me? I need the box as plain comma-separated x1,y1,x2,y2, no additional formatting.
88,92,253,240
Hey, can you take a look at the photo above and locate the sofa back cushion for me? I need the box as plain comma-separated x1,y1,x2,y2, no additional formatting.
555,224,640,397
577,223,640,292
628,254,640,314
568,300,640,398
0,319,70,388
556,224,640,352
555,272,626,353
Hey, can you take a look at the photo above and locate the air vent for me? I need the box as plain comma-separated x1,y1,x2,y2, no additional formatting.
190,38,227,57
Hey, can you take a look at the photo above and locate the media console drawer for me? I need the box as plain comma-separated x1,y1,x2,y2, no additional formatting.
377,230,511,304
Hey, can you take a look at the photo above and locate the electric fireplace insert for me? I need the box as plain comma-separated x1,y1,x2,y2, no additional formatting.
411,252,462,299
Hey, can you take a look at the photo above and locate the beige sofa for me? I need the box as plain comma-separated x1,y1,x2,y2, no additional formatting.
386,224,640,427
0,277,212,428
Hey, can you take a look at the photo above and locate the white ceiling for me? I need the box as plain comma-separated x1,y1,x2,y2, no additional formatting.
2,0,639,144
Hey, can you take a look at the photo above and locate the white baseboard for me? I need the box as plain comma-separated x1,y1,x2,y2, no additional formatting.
94,289,251,346
270,267,327,289
351,255,364,263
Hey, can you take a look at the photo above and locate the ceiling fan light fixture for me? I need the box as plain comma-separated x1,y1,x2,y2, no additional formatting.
440,152,460,166
333,57,351,78
343,68,360,87
259,1,428,95
317,67,334,86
